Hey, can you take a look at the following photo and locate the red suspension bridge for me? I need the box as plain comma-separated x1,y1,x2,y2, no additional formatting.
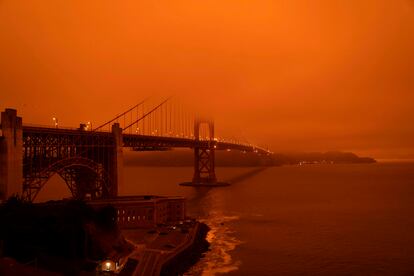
0,98,272,202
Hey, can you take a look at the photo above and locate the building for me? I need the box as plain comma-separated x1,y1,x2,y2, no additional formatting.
87,196,186,229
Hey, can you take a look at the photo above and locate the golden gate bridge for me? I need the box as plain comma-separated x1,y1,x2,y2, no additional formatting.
0,97,272,202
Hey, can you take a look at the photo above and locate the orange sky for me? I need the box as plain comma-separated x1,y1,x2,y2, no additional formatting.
1,0,413,158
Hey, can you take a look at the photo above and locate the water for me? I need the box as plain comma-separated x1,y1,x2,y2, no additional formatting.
39,162,414,275
122,163,414,275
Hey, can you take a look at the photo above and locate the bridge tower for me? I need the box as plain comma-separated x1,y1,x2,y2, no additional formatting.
0,109,23,201
192,118,217,184
181,118,229,187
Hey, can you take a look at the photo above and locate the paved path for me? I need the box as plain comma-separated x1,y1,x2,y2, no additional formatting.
122,222,199,276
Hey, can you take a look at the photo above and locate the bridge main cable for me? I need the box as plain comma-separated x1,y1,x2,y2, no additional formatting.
92,98,148,131
123,97,172,132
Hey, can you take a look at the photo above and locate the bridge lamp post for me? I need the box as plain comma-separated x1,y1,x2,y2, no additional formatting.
52,117,58,128
87,121,92,131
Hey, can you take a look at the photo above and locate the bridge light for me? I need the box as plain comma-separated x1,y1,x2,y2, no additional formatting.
52,117,58,128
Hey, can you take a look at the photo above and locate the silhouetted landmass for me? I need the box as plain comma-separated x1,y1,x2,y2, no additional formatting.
124,149,375,167
0,197,132,275
273,151,376,165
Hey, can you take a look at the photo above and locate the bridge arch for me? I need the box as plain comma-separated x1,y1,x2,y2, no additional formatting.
23,157,112,202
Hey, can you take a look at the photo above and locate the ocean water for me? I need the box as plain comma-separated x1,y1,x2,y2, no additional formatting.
39,162,414,275
123,163,414,275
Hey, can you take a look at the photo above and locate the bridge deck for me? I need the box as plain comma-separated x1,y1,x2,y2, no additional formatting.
22,125,270,154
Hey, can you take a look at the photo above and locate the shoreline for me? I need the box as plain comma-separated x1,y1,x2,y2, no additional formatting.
121,221,210,276
158,222,210,275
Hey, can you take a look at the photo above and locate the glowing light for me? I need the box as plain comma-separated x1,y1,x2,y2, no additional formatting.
52,117,58,128
102,260,115,272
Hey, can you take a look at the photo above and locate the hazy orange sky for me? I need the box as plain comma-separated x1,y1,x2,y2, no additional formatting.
1,0,413,158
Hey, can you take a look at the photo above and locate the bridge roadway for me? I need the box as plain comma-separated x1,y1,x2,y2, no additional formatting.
22,125,271,155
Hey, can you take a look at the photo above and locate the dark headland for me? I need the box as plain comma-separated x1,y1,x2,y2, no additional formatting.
124,149,376,167
0,197,209,276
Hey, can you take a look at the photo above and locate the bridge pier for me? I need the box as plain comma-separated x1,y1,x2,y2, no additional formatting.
0,109,23,201
110,123,123,197
180,118,229,187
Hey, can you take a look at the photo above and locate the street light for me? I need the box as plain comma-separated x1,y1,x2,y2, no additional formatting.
52,117,58,128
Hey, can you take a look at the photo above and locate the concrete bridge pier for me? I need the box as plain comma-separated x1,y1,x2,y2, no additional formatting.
0,109,23,201
110,123,123,197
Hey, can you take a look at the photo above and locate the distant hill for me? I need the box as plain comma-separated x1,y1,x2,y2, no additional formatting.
272,151,376,165
124,149,375,167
